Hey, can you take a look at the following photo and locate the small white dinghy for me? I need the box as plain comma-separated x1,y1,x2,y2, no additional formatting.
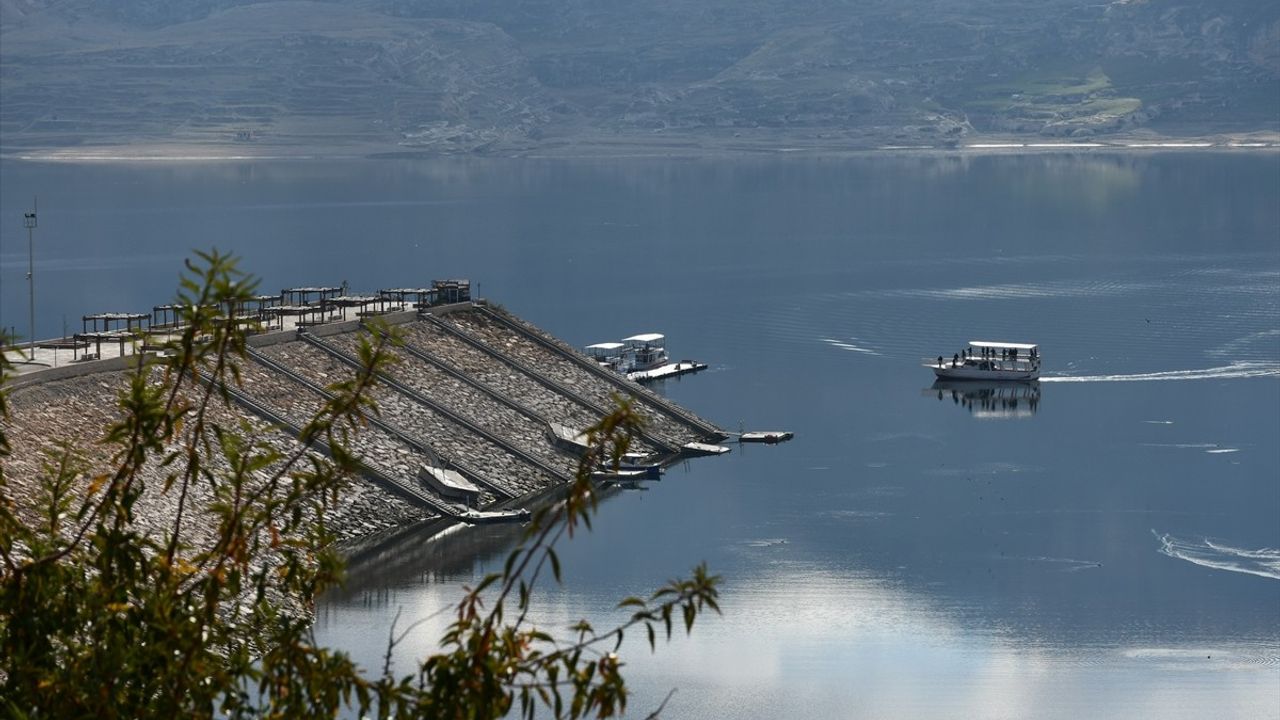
926,341,1041,381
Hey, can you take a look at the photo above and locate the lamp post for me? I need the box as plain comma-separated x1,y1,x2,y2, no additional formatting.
24,199,37,361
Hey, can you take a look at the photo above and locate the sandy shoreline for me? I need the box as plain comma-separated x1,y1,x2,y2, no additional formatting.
3,129,1277,164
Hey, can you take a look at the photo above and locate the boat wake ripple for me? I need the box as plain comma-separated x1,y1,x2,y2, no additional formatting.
819,337,879,355
1207,329,1280,360
1154,531,1280,580
874,278,1152,302
1014,555,1103,572
1042,362,1280,383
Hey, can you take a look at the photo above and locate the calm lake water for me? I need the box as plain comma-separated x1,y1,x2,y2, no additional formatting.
3,153,1278,718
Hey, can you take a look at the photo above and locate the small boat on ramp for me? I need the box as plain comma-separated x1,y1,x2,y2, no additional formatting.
927,341,1041,381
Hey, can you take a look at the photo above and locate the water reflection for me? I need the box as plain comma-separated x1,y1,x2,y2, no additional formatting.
328,485,625,604
320,459,1280,720
925,380,1041,418
332,520,530,604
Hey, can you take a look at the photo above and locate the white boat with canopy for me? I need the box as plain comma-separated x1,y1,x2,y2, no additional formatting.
584,332,707,383
926,340,1040,381
584,341,626,371
620,333,668,371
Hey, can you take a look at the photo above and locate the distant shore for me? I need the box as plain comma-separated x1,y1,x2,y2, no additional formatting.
3,128,1277,163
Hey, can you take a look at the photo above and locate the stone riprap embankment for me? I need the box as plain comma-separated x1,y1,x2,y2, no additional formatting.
2,370,434,551
235,353,499,508
320,331,580,475
4,304,726,547
258,339,552,497
397,322,612,445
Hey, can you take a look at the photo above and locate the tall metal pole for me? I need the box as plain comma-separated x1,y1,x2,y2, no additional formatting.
24,198,37,361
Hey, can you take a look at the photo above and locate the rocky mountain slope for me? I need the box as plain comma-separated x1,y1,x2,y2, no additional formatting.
1,0,1275,154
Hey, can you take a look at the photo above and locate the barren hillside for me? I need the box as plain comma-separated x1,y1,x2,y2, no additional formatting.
1,0,1276,154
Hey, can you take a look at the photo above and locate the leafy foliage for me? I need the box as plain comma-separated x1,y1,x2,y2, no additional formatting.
0,251,719,718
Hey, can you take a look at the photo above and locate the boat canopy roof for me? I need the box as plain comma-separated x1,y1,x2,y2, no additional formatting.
585,342,625,351
622,333,664,344
969,340,1038,350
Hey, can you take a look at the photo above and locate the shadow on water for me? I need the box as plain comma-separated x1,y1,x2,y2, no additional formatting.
329,521,528,603
327,484,626,603
923,379,1041,418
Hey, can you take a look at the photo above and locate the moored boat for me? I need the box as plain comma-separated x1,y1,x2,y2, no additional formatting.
584,341,626,371
585,332,708,383
615,451,664,478
459,508,532,524
926,341,1040,381
620,333,668,371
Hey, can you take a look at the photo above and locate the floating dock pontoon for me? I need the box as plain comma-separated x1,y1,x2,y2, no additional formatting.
459,508,532,525
627,360,709,383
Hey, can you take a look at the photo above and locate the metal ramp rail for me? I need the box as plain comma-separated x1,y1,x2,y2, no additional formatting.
298,331,573,485
213,378,461,517
472,305,726,440
245,346,515,501
418,313,680,454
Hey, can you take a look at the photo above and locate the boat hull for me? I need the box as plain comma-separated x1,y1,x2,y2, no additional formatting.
931,379,1040,392
930,364,1039,381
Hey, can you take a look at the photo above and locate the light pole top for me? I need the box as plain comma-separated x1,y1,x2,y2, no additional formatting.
24,211,37,229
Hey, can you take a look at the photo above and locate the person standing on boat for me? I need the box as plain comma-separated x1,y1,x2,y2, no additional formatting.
938,355,944,368
952,353,959,367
